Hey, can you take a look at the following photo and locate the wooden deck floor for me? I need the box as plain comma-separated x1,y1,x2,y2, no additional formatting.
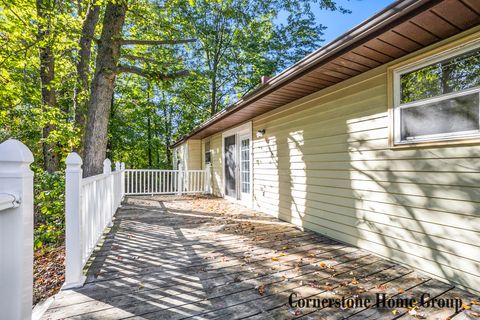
42,196,479,320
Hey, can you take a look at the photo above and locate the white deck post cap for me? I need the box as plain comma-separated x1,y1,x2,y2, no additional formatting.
103,159,112,173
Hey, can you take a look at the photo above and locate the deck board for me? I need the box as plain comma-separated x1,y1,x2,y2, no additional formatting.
41,196,478,320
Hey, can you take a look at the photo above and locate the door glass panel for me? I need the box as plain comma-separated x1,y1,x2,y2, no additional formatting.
240,137,250,194
224,135,236,197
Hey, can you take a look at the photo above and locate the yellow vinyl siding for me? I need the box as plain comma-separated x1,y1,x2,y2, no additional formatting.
186,140,201,170
203,133,223,197
193,29,480,294
251,32,480,293
172,140,201,170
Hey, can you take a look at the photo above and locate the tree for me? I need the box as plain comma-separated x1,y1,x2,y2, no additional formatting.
36,0,61,172
103,0,348,171
172,0,349,116
75,0,101,153
82,1,193,176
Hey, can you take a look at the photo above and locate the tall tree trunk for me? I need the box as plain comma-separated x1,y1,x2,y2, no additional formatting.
147,110,152,168
147,83,152,168
37,0,60,173
83,2,126,177
441,62,454,94
75,0,101,155
106,91,115,160
164,103,172,168
210,74,217,116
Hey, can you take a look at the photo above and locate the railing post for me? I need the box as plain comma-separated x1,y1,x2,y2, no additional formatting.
103,159,113,227
0,139,34,320
204,163,211,194
177,163,183,195
103,158,112,175
114,162,121,209
120,162,125,199
64,152,85,289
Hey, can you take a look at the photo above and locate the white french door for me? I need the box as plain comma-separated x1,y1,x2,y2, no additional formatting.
239,134,251,201
222,123,252,206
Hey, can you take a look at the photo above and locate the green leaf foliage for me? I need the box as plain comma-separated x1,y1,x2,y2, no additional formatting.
0,0,348,249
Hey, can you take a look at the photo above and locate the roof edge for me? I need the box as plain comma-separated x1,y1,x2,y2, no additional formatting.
172,0,439,148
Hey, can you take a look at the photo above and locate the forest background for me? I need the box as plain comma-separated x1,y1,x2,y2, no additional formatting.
0,0,348,301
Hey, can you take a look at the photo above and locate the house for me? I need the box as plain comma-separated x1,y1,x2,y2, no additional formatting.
172,0,480,294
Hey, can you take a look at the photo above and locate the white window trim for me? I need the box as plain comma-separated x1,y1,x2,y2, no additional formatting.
393,39,480,145
204,140,211,165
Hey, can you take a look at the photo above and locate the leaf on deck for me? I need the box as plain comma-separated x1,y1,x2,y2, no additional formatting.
258,284,265,296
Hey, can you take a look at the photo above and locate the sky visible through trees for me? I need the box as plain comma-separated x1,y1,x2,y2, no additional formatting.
0,0,369,254
0,0,408,302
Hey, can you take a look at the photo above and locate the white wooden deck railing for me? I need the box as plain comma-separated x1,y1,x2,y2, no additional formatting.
65,161,211,288
64,153,125,289
0,140,212,318
125,164,211,195
0,139,34,320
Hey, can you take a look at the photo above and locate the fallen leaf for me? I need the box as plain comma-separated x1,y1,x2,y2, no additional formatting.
398,289,405,293
392,309,398,315
258,285,265,296
351,277,358,285
463,304,472,310
271,257,279,261
319,262,326,268
376,284,387,291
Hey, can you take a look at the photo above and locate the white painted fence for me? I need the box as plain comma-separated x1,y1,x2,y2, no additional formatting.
64,153,125,289
0,139,34,320
0,139,213,319
125,164,211,195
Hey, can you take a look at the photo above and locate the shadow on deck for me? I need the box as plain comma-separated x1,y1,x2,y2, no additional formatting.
41,196,479,320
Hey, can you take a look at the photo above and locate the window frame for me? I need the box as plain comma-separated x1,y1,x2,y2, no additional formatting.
204,140,211,165
391,38,480,147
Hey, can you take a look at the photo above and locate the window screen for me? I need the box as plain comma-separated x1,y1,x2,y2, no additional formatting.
401,93,479,139
395,45,480,144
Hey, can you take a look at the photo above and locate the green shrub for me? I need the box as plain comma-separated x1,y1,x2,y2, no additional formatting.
34,170,65,250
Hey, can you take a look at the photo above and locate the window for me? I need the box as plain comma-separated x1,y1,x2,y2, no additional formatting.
204,141,211,164
393,41,480,145
240,137,250,194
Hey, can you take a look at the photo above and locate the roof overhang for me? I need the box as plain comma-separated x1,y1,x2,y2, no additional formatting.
172,0,480,148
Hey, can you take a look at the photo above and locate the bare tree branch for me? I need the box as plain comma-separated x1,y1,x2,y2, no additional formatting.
120,38,196,46
123,54,181,66
116,65,190,80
